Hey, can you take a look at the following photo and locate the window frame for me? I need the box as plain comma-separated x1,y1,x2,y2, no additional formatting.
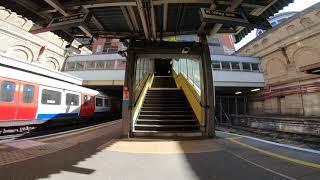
251,63,260,72
212,61,222,70
241,62,251,71
66,93,79,106
41,89,61,105
104,98,109,107
96,97,103,107
221,61,231,71
90,96,95,105
22,85,35,104
231,62,241,71
84,95,88,106
0,81,16,102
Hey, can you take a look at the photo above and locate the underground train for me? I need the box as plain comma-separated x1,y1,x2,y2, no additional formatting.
0,53,114,131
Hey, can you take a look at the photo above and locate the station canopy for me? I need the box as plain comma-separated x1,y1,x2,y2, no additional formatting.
1,0,293,43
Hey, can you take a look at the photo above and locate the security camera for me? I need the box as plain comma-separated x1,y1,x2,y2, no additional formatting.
182,47,190,54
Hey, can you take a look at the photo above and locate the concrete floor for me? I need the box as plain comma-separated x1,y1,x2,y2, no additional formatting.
0,123,319,180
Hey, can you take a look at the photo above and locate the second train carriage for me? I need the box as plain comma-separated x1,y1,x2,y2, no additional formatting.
0,53,112,128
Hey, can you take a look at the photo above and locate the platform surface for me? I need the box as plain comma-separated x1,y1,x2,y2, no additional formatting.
0,121,319,180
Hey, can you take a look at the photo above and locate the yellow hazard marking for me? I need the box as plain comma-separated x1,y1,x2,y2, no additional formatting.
228,138,320,169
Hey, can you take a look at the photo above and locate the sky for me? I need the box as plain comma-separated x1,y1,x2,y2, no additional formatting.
234,0,320,50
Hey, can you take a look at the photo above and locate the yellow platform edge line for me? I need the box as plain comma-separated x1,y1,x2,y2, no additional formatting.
228,138,320,169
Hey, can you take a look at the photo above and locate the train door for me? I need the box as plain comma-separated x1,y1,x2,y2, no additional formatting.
80,94,94,116
89,95,95,115
16,82,38,120
0,78,18,120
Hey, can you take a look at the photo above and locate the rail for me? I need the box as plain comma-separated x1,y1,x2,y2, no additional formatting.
172,70,203,126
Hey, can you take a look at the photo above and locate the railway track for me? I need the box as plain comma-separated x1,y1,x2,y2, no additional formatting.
217,125,320,149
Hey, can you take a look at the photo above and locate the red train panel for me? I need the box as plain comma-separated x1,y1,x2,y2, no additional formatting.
16,82,38,120
0,78,17,120
0,77,38,121
80,94,95,117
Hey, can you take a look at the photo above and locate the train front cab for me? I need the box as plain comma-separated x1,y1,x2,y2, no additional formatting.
122,39,215,138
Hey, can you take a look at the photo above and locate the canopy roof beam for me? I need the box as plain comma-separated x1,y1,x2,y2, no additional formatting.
40,0,266,13
127,6,140,32
81,6,105,31
43,0,93,37
121,6,135,32
209,0,244,35
150,0,157,40
136,0,150,39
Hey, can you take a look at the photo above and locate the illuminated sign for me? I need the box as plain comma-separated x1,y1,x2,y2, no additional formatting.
47,13,91,30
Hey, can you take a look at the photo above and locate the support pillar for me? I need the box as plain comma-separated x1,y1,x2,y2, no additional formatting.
200,35,215,137
122,42,136,138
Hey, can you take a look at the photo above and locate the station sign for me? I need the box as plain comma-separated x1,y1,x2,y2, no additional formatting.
199,8,271,30
47,13,92,31
200,8,249,25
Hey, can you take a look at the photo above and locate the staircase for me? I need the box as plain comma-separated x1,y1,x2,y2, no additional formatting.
133,88,202,137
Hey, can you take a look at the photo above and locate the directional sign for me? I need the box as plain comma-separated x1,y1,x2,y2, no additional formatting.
47,13,92,31
200,8,249,25
199,8,271,30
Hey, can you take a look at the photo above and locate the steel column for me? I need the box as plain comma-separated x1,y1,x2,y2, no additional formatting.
122,42,136,137
200,35,215,137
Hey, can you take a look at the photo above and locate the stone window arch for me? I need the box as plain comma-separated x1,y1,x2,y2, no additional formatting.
44,57,60,70
293,47,320,68
6,45,34,61
265,58,287,78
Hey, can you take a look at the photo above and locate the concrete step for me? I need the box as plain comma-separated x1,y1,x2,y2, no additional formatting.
141,107,192,111
143,99,187,103
136,119,198,125
134,124,199,131
132,130,202,138
145,95,185,99
139,111,193,115
138,114,195,120
142,103,188,106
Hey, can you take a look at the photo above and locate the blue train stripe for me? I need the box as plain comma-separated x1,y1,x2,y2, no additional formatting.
37,113,79,120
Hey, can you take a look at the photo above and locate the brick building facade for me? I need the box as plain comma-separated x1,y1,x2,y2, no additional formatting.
237,3,320,117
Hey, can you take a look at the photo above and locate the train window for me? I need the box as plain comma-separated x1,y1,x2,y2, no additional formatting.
90,96,95,105
41,89,61,105
84,95,88,106
23,85,34,103
0,81,15,102
104,98,109,107
96,98,103,107
66,93,79,106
